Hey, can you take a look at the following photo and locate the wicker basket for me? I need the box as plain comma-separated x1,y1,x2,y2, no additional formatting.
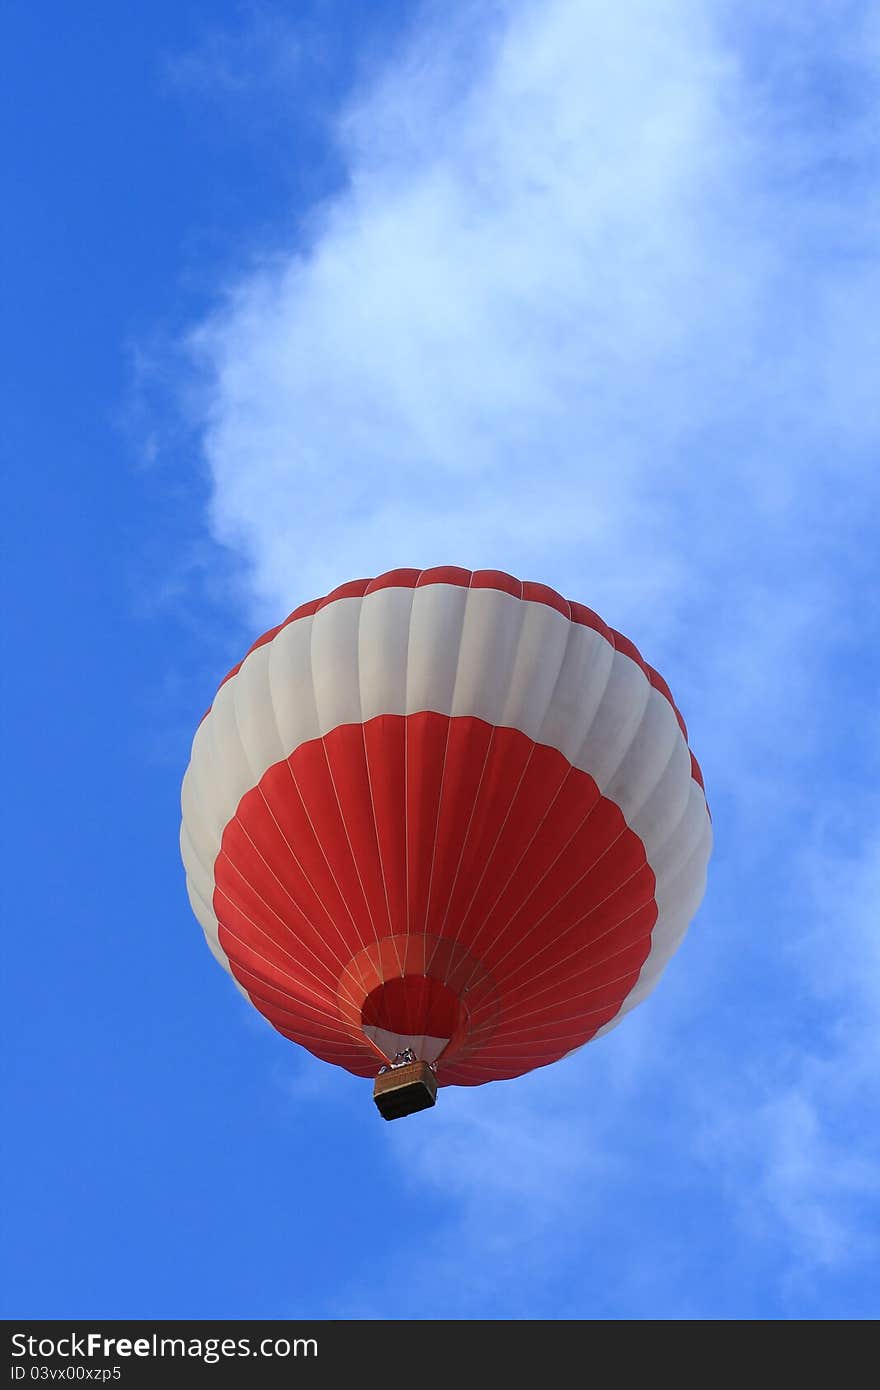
373,1060,438,1120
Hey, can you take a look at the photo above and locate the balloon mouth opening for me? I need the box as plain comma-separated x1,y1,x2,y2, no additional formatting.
360,974,466,1066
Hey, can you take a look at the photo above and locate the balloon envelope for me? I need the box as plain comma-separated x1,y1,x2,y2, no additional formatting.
180,568,711,1087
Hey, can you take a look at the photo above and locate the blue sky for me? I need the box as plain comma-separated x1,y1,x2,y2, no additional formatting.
4,0,879,1320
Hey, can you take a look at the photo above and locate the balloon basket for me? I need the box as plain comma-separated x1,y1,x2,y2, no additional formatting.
373,1060,438,1120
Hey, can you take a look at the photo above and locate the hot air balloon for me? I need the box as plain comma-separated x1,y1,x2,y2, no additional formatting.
180,568,711,1119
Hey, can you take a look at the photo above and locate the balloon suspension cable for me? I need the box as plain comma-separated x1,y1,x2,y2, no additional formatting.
377,1048,420,1074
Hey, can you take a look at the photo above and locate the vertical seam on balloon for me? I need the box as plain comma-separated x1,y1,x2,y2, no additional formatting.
429,573,495,986
193,704,248,978
551,623,617,759
635,763,710,871
359,718,397,957
578,820,711,1052
184,870,224,964
446,738,540,965
433,725,497,985
258,623,364,958
478,992,649,1049
479,905,658,1027
398,576,436,983
236,989,362,1042
321,722,386,973
640,824,711,935
607,695,681,824
466,806,636,989
356,597,399,981
316,614,391,982
482,995,646,1059
484,847,655,993
180,821,221,922
444,588,573,972
214,870,339,1006
229,649,285,794
528,596,577,742
503,908,658,1007
429,568,483,987
230,975,365,1039
219,937,371,1058
455,760,575,975
203,581,697,748
318,727,384,965
223,630,363,982
468,998,630,1047
460,635,644,983
214,857,344,1000
414,717,453,956
283,752,371,961
581,653,653,797
179,789,216,884
417,574,471,981
452,614,621,984
620,736,686,858
454,777,606,996
438,582,531,969
256,1020,364,1049
308,603,377,967
449,612,594,983
214,894,344,1016
255,772,364,968
220,804,353,978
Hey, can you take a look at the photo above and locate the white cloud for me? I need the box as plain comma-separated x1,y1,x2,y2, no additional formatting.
180,0,880,1313
189,1,878,631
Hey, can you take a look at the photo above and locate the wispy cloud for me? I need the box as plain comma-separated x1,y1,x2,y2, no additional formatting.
708,828,879,1186
179,0,880,1316
188,2,878,629
165,6,303,98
